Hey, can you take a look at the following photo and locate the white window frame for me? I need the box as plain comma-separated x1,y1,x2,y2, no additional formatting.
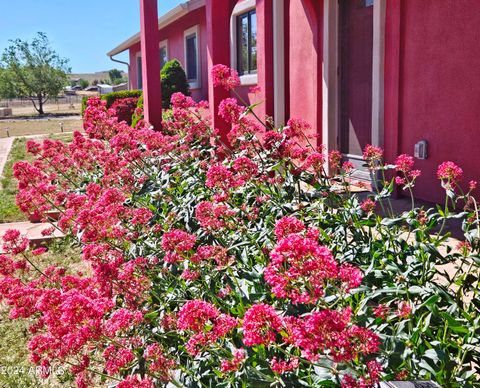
184,25,201,89
160,39,169,69
230,0,258,86
136,51,143,89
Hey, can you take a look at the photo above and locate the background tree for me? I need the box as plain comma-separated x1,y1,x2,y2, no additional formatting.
79,78,89,89
0,32,70,115
109,68,123,85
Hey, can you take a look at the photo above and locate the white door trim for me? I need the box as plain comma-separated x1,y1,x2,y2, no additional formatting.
372,0,386,148
322,0,339,167
273,0,285,126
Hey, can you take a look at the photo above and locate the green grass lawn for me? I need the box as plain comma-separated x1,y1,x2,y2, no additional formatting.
0,138,31,223
0,134,73,223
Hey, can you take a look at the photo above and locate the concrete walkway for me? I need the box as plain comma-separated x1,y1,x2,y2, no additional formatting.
0,137,13,189
0,222,64,252
0,222,63,240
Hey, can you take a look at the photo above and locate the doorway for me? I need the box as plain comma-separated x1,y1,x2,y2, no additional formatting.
338,0,374,174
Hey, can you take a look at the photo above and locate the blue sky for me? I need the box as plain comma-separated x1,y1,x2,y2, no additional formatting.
0,0,184,74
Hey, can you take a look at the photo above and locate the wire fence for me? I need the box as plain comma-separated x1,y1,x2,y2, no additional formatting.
0,95,84,108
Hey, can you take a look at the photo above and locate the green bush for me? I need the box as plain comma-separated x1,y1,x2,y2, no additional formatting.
161,59,190,109
131,94,144,128
81,96,89,116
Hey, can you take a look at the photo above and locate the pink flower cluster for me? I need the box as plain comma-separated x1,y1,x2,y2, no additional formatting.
211,64,240,90
220,348,246,373
394,154,421,186
161,229,197,263
177,300,238,355
265,216,363,304
242,303,380,366
437,161,463,184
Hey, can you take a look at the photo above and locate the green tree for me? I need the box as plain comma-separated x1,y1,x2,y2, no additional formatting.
78,79,89,89
0,32,70,115
161,59,190,109
109,68,122,84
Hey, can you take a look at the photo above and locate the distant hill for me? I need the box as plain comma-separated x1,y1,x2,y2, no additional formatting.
69,71,128,84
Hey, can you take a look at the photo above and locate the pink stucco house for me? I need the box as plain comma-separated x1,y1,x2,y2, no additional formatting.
108,0,480,204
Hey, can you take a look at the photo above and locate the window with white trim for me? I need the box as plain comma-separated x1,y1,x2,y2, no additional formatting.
184,26,200,88
237,9,257,75
160,40,168,70
230,0,257,85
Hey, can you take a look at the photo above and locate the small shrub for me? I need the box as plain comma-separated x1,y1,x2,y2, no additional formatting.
131,94,143,128
161,59,190,109
80,96,90,116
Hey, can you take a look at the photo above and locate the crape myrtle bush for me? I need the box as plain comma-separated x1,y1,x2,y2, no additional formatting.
2,64,480,387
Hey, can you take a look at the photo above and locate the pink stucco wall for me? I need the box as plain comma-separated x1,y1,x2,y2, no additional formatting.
385,0,480,203
285,0,322,142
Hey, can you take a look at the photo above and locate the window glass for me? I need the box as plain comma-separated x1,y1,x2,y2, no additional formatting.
137,56,143,89
238,14,249,75
186,34,197,81
237,10,257,75
160,46,167,69
250,11,257,73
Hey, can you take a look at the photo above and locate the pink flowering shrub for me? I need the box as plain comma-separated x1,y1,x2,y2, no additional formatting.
2,65,479,387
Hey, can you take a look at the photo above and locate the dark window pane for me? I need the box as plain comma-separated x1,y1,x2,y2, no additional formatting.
250,11,257,73
160,46,167,69
137,56,143,89
186,34,197,80
238,15,248,75
237,10,257,75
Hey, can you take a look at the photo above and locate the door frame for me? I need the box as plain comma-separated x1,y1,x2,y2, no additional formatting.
322,0,385,176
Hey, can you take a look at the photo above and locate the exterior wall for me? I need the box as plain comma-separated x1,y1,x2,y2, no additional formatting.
285,0,323,143
385,0,480,203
